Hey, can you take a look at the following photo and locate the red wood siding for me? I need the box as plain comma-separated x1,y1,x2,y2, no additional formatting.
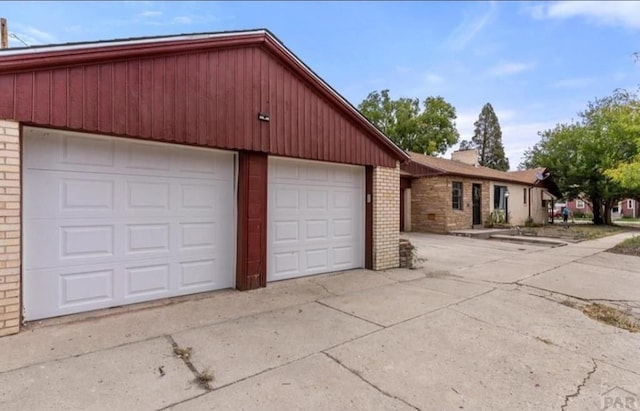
0,44,398,167
236,151,268,290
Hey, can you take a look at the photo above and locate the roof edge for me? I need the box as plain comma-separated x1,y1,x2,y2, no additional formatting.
0,29,269,56
260,31,408,162
0,28,409,163
0,30,269,72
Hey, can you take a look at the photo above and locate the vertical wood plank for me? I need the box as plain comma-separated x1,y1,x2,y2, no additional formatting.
0,75,15,119
33,70,51,125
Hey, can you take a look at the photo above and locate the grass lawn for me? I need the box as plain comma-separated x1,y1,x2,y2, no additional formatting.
520,224,626,242
607,235,640,257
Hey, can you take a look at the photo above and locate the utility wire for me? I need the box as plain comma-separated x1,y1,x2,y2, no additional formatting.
8,32,30,47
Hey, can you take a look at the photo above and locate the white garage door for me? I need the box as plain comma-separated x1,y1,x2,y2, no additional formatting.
268,157,364,281
23,127,236,320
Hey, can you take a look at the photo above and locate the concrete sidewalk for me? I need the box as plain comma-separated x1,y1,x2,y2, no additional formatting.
0,233,639,410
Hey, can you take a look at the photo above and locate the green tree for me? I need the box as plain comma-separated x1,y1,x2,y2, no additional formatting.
603,91,640,191
358,89,460,155
460,103,509,170
520,90,640,225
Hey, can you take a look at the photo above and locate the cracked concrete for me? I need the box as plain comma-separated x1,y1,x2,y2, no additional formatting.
561,360,597,411
0,231,638,410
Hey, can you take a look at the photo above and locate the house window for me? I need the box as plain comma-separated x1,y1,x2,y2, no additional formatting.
523,188,527,204
613,203,620,213
628,200,634,209
576,200,585,209
452,181,463,210
494,185,507,210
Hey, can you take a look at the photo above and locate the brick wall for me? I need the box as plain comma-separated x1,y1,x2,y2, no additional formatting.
411,176,490,233
372,164,399,270
0,120,21,337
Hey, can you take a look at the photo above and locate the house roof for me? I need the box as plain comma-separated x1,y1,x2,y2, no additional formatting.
0,29,409,163
407,152,562,197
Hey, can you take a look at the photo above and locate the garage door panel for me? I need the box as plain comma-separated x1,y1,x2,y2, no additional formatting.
125,223,170,255
305,248,329,271
304,163,329,182
273,220,299,244
179,222,217,251
63,136,116,167
24,128,236,321
305,220,328,241
24,171,117,218
333,218,354,239
334,190,358,209
25,128,235,179
306,190,328,210
333,246,355,267
126,181,171,211
332,167,362,186
180,259,219,288
268,157,364,281
274,188,300,209
24,264,117,319
271,159,300,181
125,142,172,171
62,225,115,259
125,264,170,297
181,182,217,210
24,221,115,270
273,251,300,278
177,148,228,176
60,269,115,306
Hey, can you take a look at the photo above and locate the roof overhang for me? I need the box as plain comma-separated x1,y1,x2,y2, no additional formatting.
0,29,409,163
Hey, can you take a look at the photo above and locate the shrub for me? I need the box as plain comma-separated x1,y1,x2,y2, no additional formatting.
485,210,510,227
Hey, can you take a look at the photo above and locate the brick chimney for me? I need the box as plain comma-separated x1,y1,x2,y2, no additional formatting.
451,148,478,166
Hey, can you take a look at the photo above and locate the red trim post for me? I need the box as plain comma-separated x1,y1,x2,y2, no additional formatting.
236,151,268,290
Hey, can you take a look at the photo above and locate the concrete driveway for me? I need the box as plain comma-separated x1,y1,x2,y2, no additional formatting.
1,232,639,410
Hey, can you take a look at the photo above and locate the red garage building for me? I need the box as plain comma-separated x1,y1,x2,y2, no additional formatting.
0,29,407,335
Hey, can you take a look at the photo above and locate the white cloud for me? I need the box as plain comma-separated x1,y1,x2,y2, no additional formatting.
139,10,163,17
454,110,479,141
612,71,628,82
502,120,566,169
488,61,536,76
9,23,57,45
8,23,56,46
173,16,193,24
64,25,82,33
394,66,413,75
454,108,518,142
449,108,563,169
496,109,517,122
425,73,444,84
549,77,596,89
447,1,498,51
532,1,640,30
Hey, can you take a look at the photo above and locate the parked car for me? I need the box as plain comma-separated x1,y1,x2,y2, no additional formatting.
549,208,562,218
548,203,566,219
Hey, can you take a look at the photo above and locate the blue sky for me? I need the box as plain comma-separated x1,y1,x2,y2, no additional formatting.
3,1,639,168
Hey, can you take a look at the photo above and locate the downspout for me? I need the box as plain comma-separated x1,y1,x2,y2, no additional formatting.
528,186,533,221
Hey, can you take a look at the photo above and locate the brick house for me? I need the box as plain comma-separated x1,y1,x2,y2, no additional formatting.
400,149,561,233
566,197,639,219
0,30,408,336
565,197,594,216
619,199,640,218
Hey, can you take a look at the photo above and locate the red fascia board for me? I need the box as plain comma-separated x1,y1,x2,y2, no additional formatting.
0,34,267,73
